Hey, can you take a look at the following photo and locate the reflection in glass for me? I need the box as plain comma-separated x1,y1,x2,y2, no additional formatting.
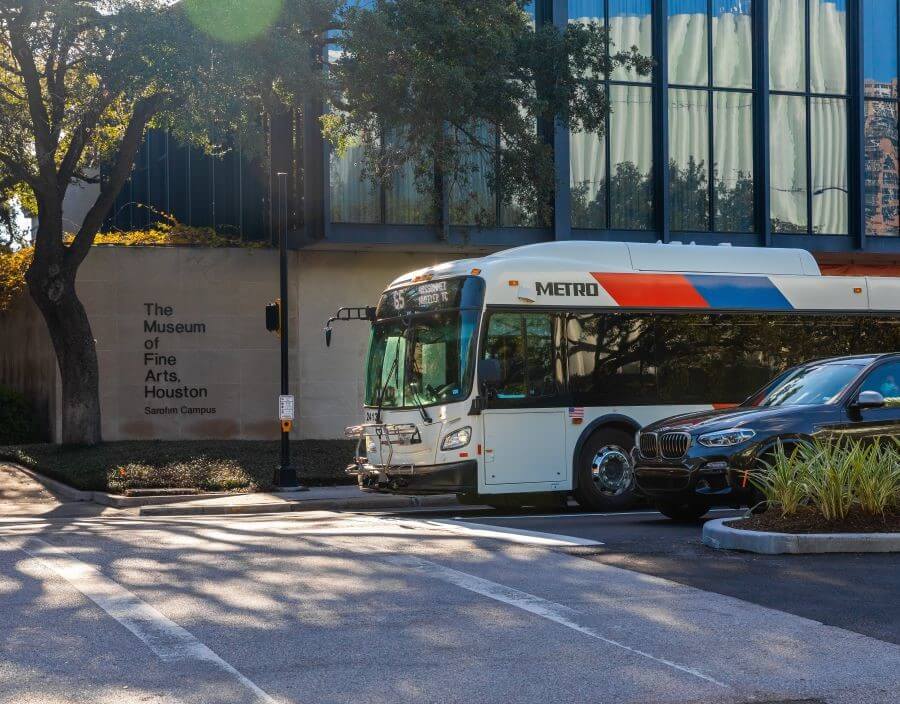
714,92,754,232
669,88,709,231
769,0,805,92
609,85,654,228
568,0,604,23
865,99,899,236
668,0,708,86
810,0,847,94
330,141,380,223
712,0,752,88
811,97,848,233
384,133,434,225
769,94,808,232
863,0,898,98
570,127,607,228
449,123,496,226
609,0,653,82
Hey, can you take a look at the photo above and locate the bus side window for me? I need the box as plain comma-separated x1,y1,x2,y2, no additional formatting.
483,313,557,401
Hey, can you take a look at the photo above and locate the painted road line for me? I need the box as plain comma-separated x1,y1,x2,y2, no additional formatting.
407,518,604,547
4,536,278,704
387,554,727,689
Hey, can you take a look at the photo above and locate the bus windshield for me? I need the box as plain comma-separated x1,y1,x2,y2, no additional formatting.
365,277,484,409
365,310,479,408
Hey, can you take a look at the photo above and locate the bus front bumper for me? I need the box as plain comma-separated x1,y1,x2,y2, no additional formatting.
348,460,477,495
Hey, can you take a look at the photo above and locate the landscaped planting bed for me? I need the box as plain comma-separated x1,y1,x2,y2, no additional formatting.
731,438,900,535
0,440,357,494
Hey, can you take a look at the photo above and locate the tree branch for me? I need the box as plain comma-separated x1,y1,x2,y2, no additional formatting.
65,94,163,270
57,92,114,188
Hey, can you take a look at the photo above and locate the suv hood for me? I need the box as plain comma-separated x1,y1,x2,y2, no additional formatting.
642,405,815,435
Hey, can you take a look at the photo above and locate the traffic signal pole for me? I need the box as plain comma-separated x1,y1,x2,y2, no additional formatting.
273,172,305,492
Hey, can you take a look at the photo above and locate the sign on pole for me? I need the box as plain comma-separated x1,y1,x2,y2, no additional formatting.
278,394,295,421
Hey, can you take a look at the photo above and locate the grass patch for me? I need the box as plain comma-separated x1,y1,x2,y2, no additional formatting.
0,440,356,494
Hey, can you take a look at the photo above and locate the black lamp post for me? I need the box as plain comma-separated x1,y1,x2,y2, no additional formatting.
273,171,306,492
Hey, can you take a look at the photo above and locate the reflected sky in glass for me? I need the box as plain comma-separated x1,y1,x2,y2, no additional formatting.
864,0,898,92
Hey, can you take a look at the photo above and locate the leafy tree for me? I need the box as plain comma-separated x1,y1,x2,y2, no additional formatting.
324,0,650,227
0,0,337,444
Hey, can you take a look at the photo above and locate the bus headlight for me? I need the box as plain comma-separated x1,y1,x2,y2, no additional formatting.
441,426,472,451
698,428,756,447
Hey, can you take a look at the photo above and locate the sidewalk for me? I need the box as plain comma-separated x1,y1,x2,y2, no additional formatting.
137,485,461,517
0,463,118,519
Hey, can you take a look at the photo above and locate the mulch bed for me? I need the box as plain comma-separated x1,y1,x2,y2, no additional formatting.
731,507,900,534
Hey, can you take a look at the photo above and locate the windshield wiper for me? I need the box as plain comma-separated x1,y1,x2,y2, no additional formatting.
409,385,433,425
376,348,401,424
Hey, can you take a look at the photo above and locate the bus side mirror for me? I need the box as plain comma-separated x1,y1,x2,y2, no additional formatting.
324,326,332,347
478,359,502,390
854,390,885,410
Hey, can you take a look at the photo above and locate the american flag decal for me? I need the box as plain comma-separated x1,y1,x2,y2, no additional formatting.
568,407,584,424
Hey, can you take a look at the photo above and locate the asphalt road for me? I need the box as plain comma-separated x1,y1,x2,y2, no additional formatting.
439,507,900,647
1,508,899,704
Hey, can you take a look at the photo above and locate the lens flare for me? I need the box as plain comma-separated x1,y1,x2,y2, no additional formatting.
185,0,283,43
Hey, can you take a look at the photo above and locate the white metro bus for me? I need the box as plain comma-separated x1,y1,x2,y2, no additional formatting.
325,241,900,510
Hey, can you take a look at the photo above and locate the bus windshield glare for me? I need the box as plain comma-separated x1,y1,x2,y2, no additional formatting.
365,277,484,409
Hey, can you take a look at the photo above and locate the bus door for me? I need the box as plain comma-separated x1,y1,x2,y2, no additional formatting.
480,312,567,486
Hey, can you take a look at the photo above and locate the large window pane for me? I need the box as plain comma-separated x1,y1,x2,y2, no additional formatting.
570,128,607,228
330,142,380,223
714,91,754,232
810,0,847,94
610,0,653,82
569,0,603,23
609,85,654,228
863,0,898,98
384,133,434,224
769,0,806,92
811,97,848,234
769,94,808,232
449,124,496,226
669,88,709,230
712,0,752,89
668,0,708,86
864,99,900,236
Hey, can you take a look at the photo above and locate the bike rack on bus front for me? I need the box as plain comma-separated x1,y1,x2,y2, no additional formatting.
344,422,421,475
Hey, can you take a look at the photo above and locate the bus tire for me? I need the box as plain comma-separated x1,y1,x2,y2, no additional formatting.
572,427,638,511
654,499,709,522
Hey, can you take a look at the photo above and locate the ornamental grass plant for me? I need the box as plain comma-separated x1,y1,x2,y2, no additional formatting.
754,438,900,522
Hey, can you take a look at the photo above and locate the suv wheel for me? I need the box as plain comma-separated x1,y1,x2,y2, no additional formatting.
654,499,709,521
572,428,637,511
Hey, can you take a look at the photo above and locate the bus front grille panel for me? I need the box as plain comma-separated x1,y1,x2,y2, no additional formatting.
639,433,658,458
659,432,691,459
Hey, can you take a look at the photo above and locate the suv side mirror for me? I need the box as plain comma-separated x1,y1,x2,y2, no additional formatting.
478,358,502,389
854,390,886,410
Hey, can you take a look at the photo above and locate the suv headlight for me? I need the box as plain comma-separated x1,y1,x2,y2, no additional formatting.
697,428,756,448
441,426,472,451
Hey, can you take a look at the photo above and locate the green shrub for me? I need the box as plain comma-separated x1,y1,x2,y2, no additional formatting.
0,386,40,445
753,438,900,521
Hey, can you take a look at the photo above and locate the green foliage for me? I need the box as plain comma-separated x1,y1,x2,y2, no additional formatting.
185,0,285,44
327,0,651,226
753,439,900,521
0,386,40,445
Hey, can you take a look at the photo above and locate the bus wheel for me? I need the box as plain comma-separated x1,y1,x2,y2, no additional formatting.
572,428,637,511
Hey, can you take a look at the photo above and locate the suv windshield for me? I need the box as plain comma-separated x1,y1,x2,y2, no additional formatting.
365,276,484,409
751,362,864,407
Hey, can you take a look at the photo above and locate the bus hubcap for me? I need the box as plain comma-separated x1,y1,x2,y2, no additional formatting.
590,446,633,495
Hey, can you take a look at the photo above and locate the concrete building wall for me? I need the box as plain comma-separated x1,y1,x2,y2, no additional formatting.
0,293,58,441
1,246,470,442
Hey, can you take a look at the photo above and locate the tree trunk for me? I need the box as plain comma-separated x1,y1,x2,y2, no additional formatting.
26,217,102,446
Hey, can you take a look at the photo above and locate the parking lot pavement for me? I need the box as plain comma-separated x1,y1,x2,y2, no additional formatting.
2,510,900,704
435,508,900,646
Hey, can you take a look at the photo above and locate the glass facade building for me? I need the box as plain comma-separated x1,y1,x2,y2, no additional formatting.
111,0,900,256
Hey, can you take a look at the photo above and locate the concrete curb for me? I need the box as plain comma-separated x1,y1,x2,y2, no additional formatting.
92,491,236,508
702,517,900,554
10,465,93,503
139,493,461,517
